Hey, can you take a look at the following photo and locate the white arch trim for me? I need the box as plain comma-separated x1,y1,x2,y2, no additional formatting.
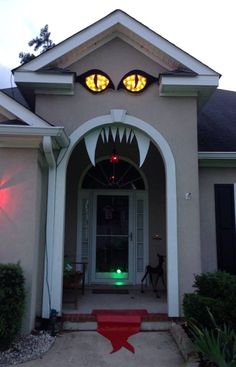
43,109,179,317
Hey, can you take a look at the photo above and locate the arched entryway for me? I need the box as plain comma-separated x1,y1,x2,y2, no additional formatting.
68,157,148,286
42,110,179,318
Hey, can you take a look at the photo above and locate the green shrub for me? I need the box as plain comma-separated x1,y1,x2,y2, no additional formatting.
189,310,236,367
193,271,236,299
0,263,25,350
183,271,236,329
183,294,221,328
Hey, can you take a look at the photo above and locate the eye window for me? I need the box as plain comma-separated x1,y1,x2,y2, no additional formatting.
118,70,157,93
77,70,114,93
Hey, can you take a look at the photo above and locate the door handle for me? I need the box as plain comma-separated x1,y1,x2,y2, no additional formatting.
129,232,133,241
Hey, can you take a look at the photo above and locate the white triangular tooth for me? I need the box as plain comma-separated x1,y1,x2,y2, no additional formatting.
84,129,101,166
101,129,106,143
118,127,125,142
125,128,131,143
111,127,117,142
129,131,134,143
134,130,150,167
105,127,109,142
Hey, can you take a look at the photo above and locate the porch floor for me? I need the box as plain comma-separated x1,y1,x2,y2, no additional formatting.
62,286,167,314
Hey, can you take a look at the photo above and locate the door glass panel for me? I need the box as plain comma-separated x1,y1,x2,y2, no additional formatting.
96,195,129,275
136,198,144,272
81,198,89,261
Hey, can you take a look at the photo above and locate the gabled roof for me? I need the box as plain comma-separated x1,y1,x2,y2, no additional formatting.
0,87,70,149
0,89,52,127
14,10,218,76
1,88,29,108
198,89,236,152
13,9,219,103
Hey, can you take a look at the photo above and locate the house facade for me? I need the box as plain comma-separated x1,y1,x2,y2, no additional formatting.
1,10,236,332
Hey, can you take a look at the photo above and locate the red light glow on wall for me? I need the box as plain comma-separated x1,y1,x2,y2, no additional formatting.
0,178,11,211
0,173,24,221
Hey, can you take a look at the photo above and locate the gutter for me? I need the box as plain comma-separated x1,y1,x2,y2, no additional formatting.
198,152,236,160
0,125,69,148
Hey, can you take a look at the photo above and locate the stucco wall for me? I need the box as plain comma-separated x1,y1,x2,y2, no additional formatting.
36,37,201,300
0,113,8,122
0,148,47,332
199,166,236,272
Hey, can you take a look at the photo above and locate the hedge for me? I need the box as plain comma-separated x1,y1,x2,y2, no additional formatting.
0,263,25,350
183,271,236,329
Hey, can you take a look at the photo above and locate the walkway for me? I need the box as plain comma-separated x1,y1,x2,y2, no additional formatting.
14,331,184,367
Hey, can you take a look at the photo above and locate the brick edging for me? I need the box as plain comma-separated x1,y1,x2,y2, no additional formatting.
170,322,199,366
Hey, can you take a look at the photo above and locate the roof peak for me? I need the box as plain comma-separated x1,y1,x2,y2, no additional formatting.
13,10,219,77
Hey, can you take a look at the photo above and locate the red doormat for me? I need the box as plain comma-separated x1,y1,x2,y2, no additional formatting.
92,309,148,354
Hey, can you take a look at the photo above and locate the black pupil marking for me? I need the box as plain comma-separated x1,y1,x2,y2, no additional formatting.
94,74,98,88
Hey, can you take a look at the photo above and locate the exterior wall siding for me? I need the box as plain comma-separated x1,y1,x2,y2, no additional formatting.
0,148,47,332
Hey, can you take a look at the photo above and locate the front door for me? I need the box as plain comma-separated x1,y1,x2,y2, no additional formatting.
92,193,133,284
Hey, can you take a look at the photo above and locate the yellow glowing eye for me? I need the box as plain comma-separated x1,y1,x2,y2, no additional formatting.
118,70,157,93
122,74,147,92
85,74,110,92
77,70,114,93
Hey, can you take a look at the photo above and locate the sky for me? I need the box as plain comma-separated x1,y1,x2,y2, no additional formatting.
0,0,236,91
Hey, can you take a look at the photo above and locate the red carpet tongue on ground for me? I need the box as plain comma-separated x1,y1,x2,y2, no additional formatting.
92,310,148,354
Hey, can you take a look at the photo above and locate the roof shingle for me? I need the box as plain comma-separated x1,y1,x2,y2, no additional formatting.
198,89,236,152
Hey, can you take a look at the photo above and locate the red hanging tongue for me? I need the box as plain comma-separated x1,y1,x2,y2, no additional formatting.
92,310,148,353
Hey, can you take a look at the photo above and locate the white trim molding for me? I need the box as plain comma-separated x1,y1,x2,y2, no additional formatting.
14,71,74,94
198,152,236,167
198,151,236,160
0,125,69,149
0,91,50,127
15,10,219,79
42,109,179,318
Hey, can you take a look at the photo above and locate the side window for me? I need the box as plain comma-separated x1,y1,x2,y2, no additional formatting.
215,184,236,274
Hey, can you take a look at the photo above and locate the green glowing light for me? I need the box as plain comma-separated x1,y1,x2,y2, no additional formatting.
109,271,128,279
114,281,125,286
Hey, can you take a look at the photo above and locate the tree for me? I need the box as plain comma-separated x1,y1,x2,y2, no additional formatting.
19,25,55,64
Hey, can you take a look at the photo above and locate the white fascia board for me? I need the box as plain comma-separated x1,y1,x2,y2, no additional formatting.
115,20,219,76
160,75,219,88
14,71,74,88
198,152,236,160
0,137,42,148
17,15,123,72
0,91,51,127
0,125,69,148
16,10,218,76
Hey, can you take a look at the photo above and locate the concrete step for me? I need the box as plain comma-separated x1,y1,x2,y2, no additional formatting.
62,312,172,331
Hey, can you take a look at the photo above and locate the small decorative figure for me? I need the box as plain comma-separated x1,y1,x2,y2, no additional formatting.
141,234,166,297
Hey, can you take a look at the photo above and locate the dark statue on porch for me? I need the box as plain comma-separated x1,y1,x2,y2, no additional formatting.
141,235,166,297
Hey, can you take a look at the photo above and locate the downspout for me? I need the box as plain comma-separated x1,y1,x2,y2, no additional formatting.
42,136,57,318
42,133,69,318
